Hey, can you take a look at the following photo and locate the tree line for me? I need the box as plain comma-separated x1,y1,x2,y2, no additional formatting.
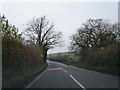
69,19,119,76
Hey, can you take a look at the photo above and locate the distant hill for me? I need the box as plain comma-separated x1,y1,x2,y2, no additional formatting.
47,51,80,64
48,51,70,58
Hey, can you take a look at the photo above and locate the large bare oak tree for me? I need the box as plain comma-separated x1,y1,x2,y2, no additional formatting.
24,16,62,61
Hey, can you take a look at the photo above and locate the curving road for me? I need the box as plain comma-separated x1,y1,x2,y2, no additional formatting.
27,60,119,89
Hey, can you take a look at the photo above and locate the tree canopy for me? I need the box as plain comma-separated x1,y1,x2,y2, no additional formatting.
69,19,119,53
24,16,62,60
0,15,22,41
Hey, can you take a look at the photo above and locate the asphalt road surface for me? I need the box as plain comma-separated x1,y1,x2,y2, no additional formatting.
27,60,119,89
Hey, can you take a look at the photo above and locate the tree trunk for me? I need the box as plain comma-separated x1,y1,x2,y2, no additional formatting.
43,48,48,61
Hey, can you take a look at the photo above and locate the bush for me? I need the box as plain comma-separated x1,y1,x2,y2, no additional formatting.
79,44,119,76
2,36,24,70
1,15,47,88
2,35,48,88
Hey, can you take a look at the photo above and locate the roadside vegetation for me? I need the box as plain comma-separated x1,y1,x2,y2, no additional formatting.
1,15,48,88
1,14,119,88
49,19,120,76
1,14,62,88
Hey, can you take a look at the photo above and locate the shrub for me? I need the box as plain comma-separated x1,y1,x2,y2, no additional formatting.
1,15,47,88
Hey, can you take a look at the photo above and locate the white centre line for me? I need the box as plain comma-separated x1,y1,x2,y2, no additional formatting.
59,66,68,73
63,69,68,73
70,75,87,90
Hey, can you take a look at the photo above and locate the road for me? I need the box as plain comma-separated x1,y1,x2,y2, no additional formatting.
27,60,119,89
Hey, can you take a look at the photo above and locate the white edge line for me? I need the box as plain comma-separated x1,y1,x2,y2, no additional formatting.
26,69,46,88
70,75,87,90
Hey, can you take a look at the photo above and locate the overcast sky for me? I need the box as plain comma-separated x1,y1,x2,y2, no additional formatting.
0,1,118,54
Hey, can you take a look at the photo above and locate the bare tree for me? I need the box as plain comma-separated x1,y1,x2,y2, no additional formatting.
24,16,62,61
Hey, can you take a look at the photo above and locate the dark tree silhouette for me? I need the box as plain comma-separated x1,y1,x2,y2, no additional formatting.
24,16,62,60
69,19,119,54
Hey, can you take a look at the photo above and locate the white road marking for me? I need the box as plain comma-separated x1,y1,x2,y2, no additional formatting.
26,69,46,88
47,68,62,71
63,69,68,73
59,66,68,73
70,75,86,90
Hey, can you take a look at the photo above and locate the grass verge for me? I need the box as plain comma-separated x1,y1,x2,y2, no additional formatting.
58,60,119,77
2,61,48,88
